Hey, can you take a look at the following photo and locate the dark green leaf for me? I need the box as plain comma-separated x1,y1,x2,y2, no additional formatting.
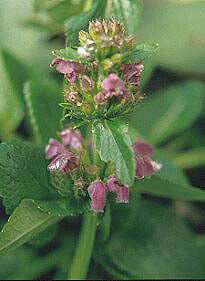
94,120,136,186
0,199,60,254
0,141,51,213
24,78,63,145
65,0,107,47
129,81,205,145
95,196,205,279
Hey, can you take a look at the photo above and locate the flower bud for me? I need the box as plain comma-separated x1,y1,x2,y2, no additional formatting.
79,30,90,45
111,54,123,64
81,75,94,91
94,92,106,105
88,180,108,212
101,58,113,71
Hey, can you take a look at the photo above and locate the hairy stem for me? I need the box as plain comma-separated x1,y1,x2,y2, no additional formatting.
67,212,98,280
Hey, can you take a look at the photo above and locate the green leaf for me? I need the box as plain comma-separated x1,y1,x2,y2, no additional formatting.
0,141,51,213
24,78,63,145
52,47,88,62
65,0,107,47
94,120,136,186
0,199,60,254
137,150,205,202
109,0,143,34
0,50,24,139
129,81,205,145
127,42,159,63
95,196,205,279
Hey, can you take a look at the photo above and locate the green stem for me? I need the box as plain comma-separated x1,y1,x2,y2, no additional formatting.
67,212,98,280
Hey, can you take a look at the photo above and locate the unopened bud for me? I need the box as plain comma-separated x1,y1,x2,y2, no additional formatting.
81,75,94,91
111,54,123,64
101,58,113,71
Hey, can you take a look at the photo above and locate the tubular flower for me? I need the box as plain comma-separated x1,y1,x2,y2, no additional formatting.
58,128,83,150
108,176,129,203
123,62,144,86
46,128,81,172
133,140,162,179
51,58,85,83
102,73,124,98
88,180,108,212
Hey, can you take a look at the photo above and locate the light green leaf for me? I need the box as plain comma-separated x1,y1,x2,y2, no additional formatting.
94,120,136,186
0,199,60,254
127,42,159,63
24,78,63,145
52,47,88,62
130,81,205,145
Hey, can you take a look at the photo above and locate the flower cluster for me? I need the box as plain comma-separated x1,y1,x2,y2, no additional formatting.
46,128,161,212
51,19,144,121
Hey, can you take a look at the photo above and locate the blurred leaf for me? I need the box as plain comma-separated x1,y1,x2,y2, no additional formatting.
95,196,205,279
0,141,51,213
129,81,205,145
0,199,60,254
0,51,24,139
136,1,205,75
94,120,136,186
65,0,107,47
24,79,63,145
29,223,58,247
109,0,143,34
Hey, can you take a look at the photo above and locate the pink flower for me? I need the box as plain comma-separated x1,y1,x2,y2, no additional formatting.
51,58,85,83
48,152,80,172
133,140,162,179
108,176,129,203
123,62,144,86
102,73,124,97
58,128,83,150
45,138,64,160
88,180,108,212
94,92,106,105
45,128,82,172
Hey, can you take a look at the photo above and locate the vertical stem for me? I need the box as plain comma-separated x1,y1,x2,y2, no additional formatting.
67,212,98,280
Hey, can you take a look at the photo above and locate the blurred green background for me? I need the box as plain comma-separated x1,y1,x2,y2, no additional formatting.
1,0,205,279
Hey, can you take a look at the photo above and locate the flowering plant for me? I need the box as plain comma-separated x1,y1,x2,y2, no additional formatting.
1,1,205,279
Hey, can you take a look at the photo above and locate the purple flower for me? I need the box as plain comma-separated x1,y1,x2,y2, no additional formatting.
108,176,129,203
58,128,83,150
48,151,80,172
45,138,64,160
102,73,124,98
51,58,85,83
88,180,108,212
133,140,162,179
123,62,144,86
45,128,82,172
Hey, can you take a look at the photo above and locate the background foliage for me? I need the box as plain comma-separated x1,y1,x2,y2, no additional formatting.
0,0,205,279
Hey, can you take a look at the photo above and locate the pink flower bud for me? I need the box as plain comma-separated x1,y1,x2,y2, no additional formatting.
123,62,144,86
81,75,94,91
102,73,124,97
94,92,106,105
58,128,83,150
45,138,64,160
108,176,129,203
123,90,131,101
88,180,108,212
